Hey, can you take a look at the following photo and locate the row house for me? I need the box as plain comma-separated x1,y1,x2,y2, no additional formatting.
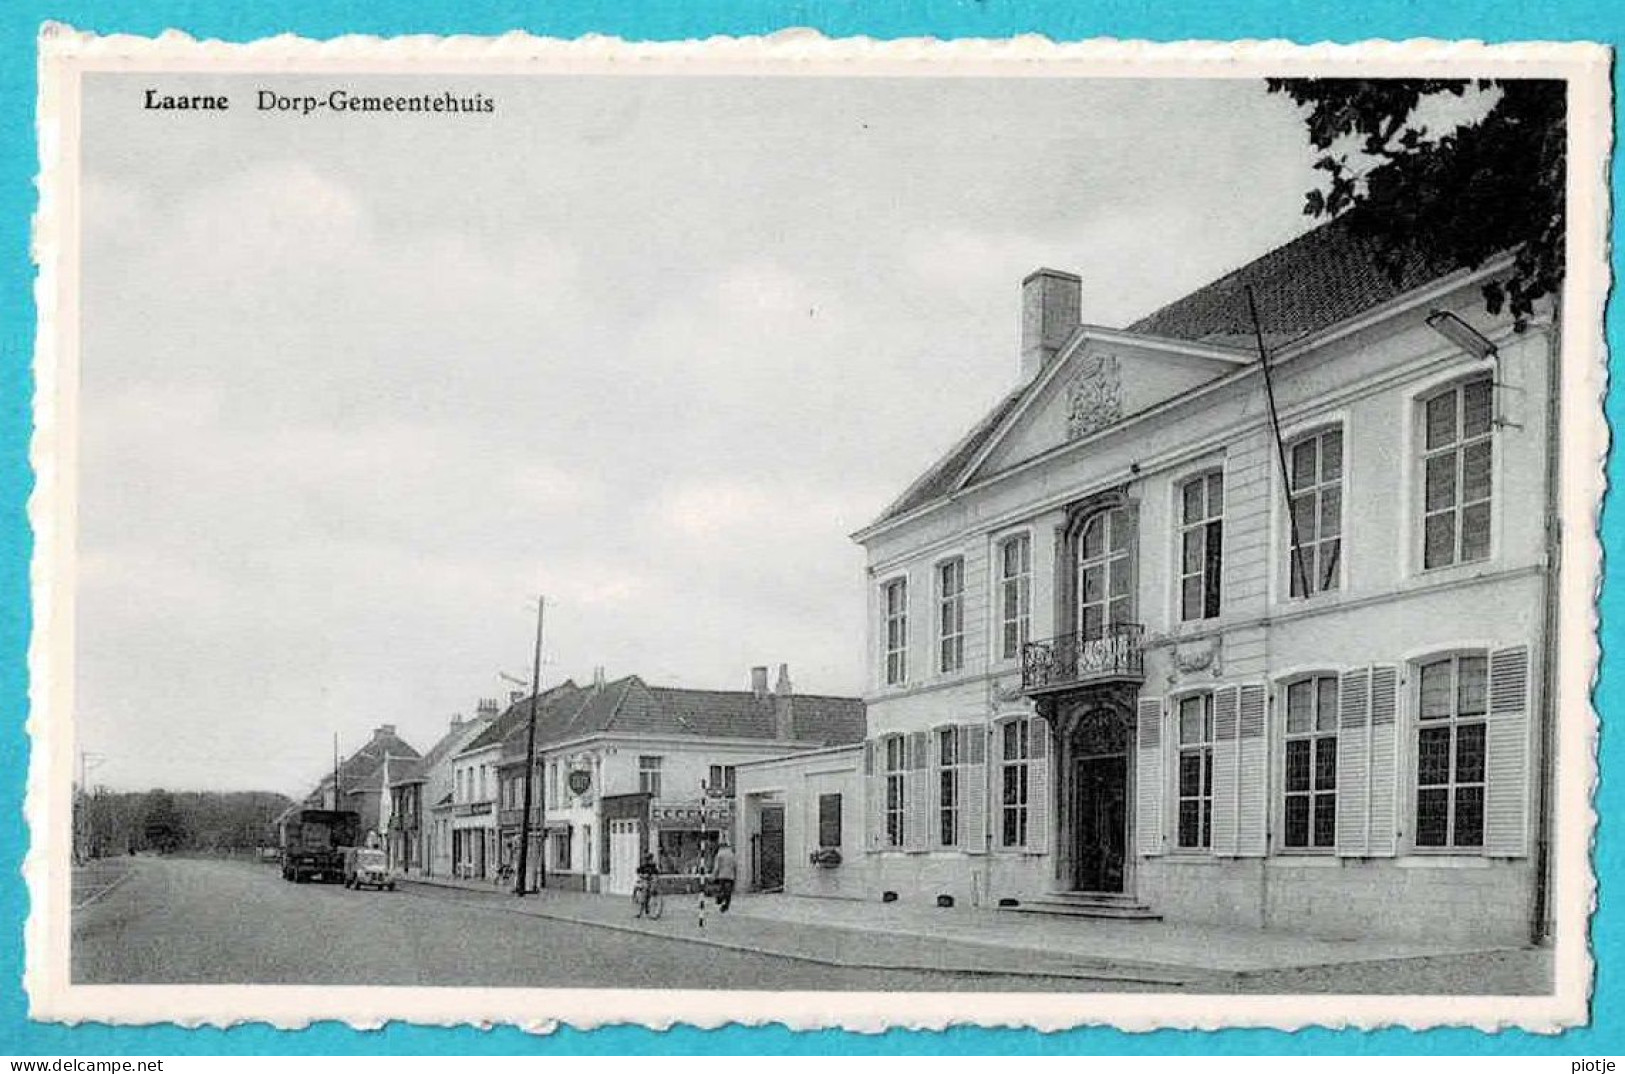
298,724,421,847
387,706,496,879
446,697,509,880
849,220,1563,944
485,665,864,895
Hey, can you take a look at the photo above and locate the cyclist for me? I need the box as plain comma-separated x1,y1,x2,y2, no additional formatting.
634,852,660,918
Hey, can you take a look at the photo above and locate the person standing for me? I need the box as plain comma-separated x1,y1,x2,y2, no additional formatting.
711,838,738,913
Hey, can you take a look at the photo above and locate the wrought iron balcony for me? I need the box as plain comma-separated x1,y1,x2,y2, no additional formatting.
1021,623,1145,694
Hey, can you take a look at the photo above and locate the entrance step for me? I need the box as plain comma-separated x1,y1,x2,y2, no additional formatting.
1000,891,1162,921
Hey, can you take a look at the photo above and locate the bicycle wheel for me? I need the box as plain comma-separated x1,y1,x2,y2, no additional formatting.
646,889,665,920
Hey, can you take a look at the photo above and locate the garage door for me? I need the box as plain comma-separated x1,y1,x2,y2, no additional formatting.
608,819,641,895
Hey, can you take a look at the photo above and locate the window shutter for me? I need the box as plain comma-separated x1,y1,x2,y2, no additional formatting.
1135,696,1165,856
906,731,929,851
1366,665,1400,857
1026,716,1051,853
1485,646,1532,857
1210,685,1241,856
927,728,944,851
865,739,883,850
1336,668,1372,856
1236,682,1268,856
961,724,988,854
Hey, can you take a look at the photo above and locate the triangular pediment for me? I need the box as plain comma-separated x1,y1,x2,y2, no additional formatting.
961,328,1250,488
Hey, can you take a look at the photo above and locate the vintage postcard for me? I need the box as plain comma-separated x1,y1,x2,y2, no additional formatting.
27,29,1610,1033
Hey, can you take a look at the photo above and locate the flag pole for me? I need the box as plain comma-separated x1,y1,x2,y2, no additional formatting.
1246,285,1313,601
515,596,545,895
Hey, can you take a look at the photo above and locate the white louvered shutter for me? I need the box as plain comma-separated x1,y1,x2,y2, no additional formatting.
962,724,988,854
1210,685,1241,856
1485,646,1532,857
863,740,878,849
1366,665,1400,856
1135,696,1165,856
1026,716,1051,853
1336,668,1372,857
1236,682,1269,856
927,728,944,850
905,731,929,851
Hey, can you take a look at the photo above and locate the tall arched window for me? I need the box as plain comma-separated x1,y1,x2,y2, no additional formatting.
1076,507,1135,640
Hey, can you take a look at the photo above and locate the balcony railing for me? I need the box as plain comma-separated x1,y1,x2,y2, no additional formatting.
1021,623,1145,694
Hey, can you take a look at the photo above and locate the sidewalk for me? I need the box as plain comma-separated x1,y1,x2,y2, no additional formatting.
398,872,1522,986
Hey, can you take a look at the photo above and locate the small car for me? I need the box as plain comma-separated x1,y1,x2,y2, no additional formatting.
342,847,396,891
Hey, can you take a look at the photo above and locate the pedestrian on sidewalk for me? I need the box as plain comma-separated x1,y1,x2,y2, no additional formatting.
711,838,737,913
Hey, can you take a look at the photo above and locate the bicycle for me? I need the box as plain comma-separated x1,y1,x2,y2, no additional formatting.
632,874,664,920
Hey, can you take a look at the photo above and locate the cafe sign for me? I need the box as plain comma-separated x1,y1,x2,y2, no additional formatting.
651,801,732,828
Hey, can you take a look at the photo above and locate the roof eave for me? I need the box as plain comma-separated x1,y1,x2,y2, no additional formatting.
852,257,1513,544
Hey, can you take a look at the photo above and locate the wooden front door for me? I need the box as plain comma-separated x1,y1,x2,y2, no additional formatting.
758,806,785,891
1073,752,1127,892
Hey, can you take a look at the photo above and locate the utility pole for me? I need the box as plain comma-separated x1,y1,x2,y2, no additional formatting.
515,596,546,895
76,750,104,862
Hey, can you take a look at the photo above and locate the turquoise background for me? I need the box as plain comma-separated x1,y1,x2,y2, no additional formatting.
0,0,1616,1056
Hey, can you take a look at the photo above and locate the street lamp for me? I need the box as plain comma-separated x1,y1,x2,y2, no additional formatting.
1425,309,1499,360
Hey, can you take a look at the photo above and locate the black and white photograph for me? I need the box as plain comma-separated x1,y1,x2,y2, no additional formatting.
31,34,1607,1030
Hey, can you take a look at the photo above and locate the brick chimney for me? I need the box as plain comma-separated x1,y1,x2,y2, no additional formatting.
373,724,397,740
750,666,769,700
475,698,498,720
593,666,606,689
773,663,794,740
1020,268,1081,382
509,690,525,705
450,713,464,732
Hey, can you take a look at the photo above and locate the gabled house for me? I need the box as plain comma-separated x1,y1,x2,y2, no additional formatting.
487,665,863,894
849,218,1560,944
414,706,498,878
301,724,421,845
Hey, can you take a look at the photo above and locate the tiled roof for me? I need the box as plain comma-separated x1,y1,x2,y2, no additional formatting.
870,386,1028,530
463,681,582,752
872,216,1465,526
303,730,421,804
393,714,492,786
1125,216,1455,345
490,675,865,751
387,758,425,785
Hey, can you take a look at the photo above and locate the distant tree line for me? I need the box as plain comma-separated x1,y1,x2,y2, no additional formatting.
75,788,293,858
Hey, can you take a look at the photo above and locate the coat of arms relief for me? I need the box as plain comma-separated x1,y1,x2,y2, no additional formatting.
1065,353,1124,439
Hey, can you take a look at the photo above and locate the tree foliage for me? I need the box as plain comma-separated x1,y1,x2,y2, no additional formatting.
1266,78,1565,327
141,789,186,854
77,788,292,857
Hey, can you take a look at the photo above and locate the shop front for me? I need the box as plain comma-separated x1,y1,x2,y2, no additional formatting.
650,798,731,885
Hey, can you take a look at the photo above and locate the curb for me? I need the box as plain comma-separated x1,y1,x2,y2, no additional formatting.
398,880,1194,986
71,862,134,911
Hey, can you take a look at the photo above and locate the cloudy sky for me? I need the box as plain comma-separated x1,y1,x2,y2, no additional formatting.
76,70,1328,794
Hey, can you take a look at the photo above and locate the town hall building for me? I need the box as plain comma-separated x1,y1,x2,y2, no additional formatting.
845,220,1560,945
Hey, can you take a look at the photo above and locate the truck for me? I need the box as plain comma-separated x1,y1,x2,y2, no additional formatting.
279,808,361,884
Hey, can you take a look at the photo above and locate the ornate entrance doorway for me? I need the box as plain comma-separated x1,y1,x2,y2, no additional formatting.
1064,706,1130,894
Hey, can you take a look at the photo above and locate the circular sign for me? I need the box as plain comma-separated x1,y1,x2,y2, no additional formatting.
566,769,592,797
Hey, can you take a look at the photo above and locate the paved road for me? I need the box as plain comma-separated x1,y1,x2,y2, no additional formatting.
71,856,1158,990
